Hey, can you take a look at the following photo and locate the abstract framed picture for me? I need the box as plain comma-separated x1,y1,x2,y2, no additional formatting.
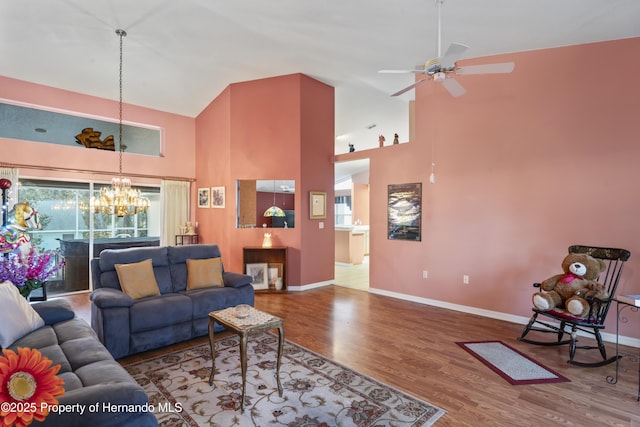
198,187,210,208
246,263,269,290
211,186,225,208
388,182,422,241
310,191,327,219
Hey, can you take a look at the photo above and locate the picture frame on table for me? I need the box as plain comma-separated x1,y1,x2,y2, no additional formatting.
246,263,269,290
310,191,327,219
198,188,210,208
267,263,283,289
211,186,225,208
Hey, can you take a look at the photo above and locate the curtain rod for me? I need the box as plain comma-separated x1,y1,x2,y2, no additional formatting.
2,162,195,183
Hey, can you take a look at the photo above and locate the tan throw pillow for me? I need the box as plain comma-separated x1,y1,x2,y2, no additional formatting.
115,259,161,300
187,257,224,290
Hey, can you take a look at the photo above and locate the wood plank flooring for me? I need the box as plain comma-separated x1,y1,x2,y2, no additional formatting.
62,287,639,426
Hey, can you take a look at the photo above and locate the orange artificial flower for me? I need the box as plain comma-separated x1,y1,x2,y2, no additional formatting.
0,347,64,427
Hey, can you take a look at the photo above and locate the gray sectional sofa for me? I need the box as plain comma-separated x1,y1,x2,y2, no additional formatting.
90,244,254,359
10,299,156,427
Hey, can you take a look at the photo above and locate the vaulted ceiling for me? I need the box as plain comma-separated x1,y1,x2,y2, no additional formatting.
2,0,639,160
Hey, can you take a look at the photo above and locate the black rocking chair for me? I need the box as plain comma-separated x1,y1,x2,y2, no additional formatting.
519,245,631,367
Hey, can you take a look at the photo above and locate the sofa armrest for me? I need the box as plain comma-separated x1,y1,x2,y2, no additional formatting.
90,288,134,309
32,299,75,325
223,271,253,288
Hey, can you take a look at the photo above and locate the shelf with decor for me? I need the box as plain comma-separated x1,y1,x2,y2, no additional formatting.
243,246,287,292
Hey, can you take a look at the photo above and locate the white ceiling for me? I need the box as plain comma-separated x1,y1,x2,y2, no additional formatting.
2,0,640,181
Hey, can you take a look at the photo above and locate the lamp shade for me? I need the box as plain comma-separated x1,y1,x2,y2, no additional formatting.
263,206,285,217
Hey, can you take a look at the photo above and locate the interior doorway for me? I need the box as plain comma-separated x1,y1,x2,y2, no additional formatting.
334,159,370,290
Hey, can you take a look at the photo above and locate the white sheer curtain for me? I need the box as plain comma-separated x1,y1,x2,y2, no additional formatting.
0,167,19,221
160,180,190,246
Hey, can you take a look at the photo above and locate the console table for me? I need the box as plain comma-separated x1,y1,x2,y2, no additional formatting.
607,299,639,401
175,234,199,245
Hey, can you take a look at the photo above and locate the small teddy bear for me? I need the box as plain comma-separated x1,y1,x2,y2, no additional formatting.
532,252,608,318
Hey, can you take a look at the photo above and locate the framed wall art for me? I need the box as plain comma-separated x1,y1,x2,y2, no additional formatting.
246,263,269,290
211,186,225,208
198,187,210,208
310,191,327,219
388,182,422,241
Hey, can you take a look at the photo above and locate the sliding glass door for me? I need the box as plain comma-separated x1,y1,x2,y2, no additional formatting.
18,178,160,296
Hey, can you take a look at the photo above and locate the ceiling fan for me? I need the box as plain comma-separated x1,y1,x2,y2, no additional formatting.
379,0,515,97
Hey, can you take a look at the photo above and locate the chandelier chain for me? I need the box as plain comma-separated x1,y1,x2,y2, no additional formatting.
91,29,149,217
118,29,125,175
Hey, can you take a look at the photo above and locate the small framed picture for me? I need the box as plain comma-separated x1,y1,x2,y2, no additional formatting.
246,263,269,290
211,186,225,208
198,188,210,208
310,191,326,219
268,263,283,289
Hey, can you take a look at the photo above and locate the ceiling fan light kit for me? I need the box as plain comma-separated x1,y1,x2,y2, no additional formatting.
379,0,515,97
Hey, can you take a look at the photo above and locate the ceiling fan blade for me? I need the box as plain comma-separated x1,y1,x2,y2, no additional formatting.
441,78,466,97
379,69,425,74
440,43,470,69
456,62,515,75
391,78,430,97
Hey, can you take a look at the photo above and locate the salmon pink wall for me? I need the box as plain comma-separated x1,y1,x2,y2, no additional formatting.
298,75,335,288
337,38,640,342
193,87,233,262
1,76,196,186
195,74,335,288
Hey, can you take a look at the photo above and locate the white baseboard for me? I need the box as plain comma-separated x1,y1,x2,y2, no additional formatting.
368,287,640,349
287,280,334,292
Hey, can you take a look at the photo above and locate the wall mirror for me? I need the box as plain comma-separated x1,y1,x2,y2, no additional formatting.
237,180,295,228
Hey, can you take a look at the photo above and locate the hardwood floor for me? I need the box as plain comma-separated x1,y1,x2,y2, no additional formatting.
63,287,639,426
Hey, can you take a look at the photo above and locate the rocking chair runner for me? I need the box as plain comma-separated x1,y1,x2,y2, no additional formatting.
519,245,631,367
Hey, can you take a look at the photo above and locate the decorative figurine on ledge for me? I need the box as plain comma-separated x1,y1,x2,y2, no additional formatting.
348,143,355,152
185,221,195,235
393,133,399,145
262,233,272,248
378,134,386,147
75,128,116,151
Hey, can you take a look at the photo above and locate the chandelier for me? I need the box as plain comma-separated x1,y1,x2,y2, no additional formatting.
93,29,150,218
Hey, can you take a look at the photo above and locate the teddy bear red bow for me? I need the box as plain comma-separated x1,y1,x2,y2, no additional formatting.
532,253,608,318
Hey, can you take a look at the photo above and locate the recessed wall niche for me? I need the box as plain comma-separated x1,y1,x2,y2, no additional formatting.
0,102,161,156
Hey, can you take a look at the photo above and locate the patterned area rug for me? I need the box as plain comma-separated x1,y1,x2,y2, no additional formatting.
456,341,570,385
124,334,446,426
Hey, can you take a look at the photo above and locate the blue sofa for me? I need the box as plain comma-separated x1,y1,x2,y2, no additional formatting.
90,244,254,359
10,299,156,427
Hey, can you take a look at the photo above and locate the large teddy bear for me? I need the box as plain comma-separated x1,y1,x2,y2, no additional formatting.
532,253,608,318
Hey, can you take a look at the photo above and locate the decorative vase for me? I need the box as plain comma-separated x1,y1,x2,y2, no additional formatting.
262,233,272,248
18,280,42,299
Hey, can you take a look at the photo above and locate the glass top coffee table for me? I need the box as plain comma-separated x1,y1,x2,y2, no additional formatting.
208,305,284,412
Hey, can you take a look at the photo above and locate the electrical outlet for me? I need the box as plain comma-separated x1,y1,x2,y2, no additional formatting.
422,270,428,279
463,275,470,284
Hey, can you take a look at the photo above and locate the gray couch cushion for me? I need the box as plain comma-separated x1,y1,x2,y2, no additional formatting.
129,293,192,333
168,244,223,292
98,246,173,294
186,286,251,319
